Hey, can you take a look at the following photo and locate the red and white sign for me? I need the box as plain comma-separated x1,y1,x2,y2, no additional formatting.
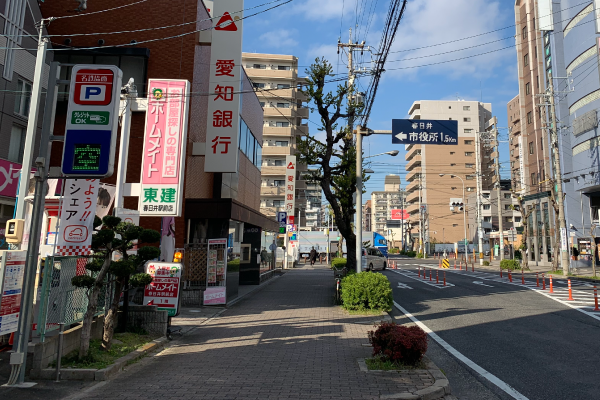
0,250,26,335
285,155,296,219
204,0,244,173
143,262,182,317
391,209,409,220
55,179,99,256
139,79,190,217
73,69,114,106
0,158,23,198
204,287,226,305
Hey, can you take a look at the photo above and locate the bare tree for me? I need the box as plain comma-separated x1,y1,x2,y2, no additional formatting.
512,192,533,270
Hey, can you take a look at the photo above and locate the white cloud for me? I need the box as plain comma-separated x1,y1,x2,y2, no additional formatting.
292,0,345,21
369,0,513,80
258,29,299,49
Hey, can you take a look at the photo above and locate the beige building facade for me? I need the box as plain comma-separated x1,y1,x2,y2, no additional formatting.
243,53,310,225
405,100,496,246
371,175,407,247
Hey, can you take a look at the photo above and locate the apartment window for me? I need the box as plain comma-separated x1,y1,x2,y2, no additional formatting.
515,217,522,223
276,102,290,108
463,106,470,111
527,111,532,124
452,224,459,227
276,122,290,127
465,152,474,156
259,102,265,107
273,200,284,207
522,26,527,39
529,142,534,154
278,65,291,70
540,137,544,151
277,83,291,89
536,75,539,89
274,159,285,166
463,117,471,122
253,64,266,69
464,129,473,133
504,204,512,211
253,82,265,89
531,173,537,186
484,216,492,222
8,125,25,163
466,175,475,180
524,53,529,67
450,163,456,166
273,180,285,186
467,187,475,192
464,140,473,145
275,141,289,147
465,163,474,168
505,217,513,223
14,79,32,117
483,204,491,210
504,193,511,199
525,82,531,95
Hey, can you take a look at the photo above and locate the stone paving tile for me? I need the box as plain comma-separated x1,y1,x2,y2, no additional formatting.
79,268,434,400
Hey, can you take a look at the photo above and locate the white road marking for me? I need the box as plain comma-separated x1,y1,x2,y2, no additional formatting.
388,269,454,288
473,281,494,287
397,282,413,289
394,301,529,400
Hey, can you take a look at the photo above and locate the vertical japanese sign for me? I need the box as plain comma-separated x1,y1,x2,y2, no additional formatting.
518,136,526,191
143,262,182,317
204,0,244,173
139,79,190,217
0,250,26,335
285,156,296,239
204,238,228,305
56,179,99,256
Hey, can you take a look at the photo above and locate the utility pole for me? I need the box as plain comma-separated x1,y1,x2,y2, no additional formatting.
475,127,484,265
547,73,570,274
338,29,365,273
494,125,504,260
418,173,423,255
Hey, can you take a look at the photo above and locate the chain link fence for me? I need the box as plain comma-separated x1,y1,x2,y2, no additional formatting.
37,256,110,341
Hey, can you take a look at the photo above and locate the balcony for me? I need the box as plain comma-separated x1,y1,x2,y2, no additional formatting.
263,126,294,136
407,203,419,215
405,168,421,183
406,155,421,171
246,68,297,80
260,186,285,196
261,166,287,175
296,107,309,119
407,191,420,204
297,125,308,136
260,206,285,216
264,107,294,117
406,180,419,193
262,146,294,156
405,147,421,161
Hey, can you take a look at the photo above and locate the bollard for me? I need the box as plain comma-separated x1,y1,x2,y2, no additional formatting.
423,267,427,280
55,322,65,382
500,267,503,278
521,269,525,285
443,271,446,286
472,262,474,272
436,270,439,284
439,259,441,268
542,273,546,290
549,275,554,293
429,269,432,281
594,286,599,311
454,260,456,269
508,270,513,282
418,267,421,277
536,272,539,287
567,279,574,301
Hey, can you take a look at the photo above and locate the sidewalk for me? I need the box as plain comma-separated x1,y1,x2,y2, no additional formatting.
62,265,446,400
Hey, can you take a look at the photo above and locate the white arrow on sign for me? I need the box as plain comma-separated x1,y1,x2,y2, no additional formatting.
395,132,407,141
473,281,494,287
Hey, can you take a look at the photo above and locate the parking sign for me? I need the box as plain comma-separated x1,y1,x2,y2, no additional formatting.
62,65,122,178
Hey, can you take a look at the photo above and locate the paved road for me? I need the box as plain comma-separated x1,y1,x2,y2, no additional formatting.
385,257,600,400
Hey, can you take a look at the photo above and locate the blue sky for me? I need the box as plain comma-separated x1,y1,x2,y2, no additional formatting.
243,0,518,201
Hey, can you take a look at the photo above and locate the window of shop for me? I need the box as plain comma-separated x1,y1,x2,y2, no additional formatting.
14,79,32,117
8,125,25,163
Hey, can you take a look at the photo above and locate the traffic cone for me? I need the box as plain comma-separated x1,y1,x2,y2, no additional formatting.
549,275,554,293
542,273,546,290
436,270,439,284
567,279,573,301
429,269,432,281
454,260,456,269
8,332,14,346
594,286,599,311
536,272,539,287
521,269,525,285
418,267,421,277
500,267,503,278
443,271,446,286
508,270,513,282
472,262,474,272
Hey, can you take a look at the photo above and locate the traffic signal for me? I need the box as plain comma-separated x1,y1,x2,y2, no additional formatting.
450,201,464,211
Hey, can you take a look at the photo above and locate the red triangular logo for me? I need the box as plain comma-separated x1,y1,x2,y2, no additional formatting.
147,300,154,305
287,162,295,169
215,12,237,31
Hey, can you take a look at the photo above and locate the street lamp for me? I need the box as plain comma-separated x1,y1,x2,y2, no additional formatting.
355,128,399,273
439,174,467,255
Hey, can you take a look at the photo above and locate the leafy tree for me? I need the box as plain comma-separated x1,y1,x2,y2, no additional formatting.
298,58,367,271
72,215,160,359
511,192,533,270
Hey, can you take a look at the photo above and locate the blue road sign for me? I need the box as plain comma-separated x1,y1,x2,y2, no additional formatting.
392,119,458,145
277,211,287,227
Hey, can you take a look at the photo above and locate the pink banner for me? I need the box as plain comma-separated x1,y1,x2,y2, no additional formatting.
0,159,24,198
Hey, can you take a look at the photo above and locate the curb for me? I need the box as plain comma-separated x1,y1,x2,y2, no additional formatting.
357,356,451,400
35,336,169,381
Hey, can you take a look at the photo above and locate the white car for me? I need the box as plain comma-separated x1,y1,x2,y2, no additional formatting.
362,247,387,271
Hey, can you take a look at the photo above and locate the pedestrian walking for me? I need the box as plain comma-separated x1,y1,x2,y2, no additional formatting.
309,247,318,266
260,247,269,267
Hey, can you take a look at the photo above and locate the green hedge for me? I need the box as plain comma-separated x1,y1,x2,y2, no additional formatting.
482,261,490,266
341,272,393,312
416,252,424,259
388,248,400,254
500,259,521,270
332,257,347,269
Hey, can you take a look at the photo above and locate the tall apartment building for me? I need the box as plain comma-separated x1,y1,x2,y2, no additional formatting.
304,179,322,230
242,53,309,226
363,200,372,232
371,175,406,245
405,100,495,246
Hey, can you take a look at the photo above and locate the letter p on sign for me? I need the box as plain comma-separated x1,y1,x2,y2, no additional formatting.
73,69,114,106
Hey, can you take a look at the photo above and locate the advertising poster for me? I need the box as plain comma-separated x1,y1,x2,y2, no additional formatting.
143,262,182,317
0,250,26,335
204,238,227,305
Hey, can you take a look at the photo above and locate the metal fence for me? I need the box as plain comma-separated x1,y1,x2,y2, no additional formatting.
37,256,109,341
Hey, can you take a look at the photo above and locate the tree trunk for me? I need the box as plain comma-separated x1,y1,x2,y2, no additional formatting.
344,234,357,271
78,256,112,360
102,278,124,351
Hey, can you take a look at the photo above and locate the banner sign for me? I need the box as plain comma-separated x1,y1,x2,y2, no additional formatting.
204,238,228,305
392,119,458,145
0,159,23,198
139,79,190,217
285,155,296,218
391,209,409,220
0,250,26,335
204,0,244,173
62,65,122,177
144,262,182,317
56,179,99,256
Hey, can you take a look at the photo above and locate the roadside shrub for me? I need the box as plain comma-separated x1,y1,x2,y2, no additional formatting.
388,248,399,254
416,252,424,259
482,261,490,266
405,251,416,257
514,250,522,260
341,272,393,312
500,259,521,270
368,323,428,365
332,257,347,269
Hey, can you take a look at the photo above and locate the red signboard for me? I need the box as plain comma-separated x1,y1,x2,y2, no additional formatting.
73,69,114,106
143,262,182,316
391,209,409,220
